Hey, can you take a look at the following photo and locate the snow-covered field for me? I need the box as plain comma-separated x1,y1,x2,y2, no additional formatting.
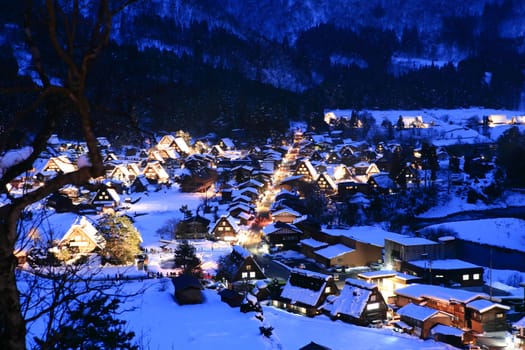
30,184,525,349
117,284,457,350
14,107,525,348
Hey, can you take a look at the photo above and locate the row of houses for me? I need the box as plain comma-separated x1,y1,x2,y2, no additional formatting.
271,266,511,348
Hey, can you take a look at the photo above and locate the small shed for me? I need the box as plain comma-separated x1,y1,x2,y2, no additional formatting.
430,324,465,348
218,289,244,307
171,274,203,305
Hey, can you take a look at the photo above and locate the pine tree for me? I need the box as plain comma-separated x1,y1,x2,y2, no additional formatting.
34,294,137,350
174,240,201,276
98,214,142,265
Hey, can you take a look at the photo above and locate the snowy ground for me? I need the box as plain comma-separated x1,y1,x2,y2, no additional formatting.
26,171,525,348
116,282,458,350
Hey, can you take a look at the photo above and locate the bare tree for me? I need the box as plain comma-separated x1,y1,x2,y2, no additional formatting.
0,1,138,348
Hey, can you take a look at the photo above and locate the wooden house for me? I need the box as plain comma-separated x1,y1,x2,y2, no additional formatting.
142,161,170,184
273,268,339,317
36,156,77,182
42,155,77,174
209,215,240,242
394,164,421,189
171,274,203,305
315,172,337,193
227,202,253,218
157,135,191,154
402,259,484,287
91,186,121,208
337,181,370,199
147,149,164,163
332,164,353,181
109,165,133,184
277,174,305,192
300,238,330,259
384,236,441,272
271,207,302,224
393,284,507,333
129,175,149,193
322,278,388,326
466,299,510,333
177,214,211,239
237,179,265,192
312,243,355,268
235,186,259,202
294,159,318,182
367,173,397,194
46,192,75,213
229,245,266,285
59,216,105,254
219,137,236,150
325,150,342,164
396,303,454,339
262,222,303,250
231,165,254,183
309,226,431,275
351,161,380,181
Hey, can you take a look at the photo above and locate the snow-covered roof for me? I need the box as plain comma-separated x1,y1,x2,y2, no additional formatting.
300,238,330,249
314,244,354,259
60,216,105,249
272,207,302,218
232,245,251,259
221,138,235,149
322,225,407,248
262,222,301,235
395,284,489,304
407,259,482,270
466,299,509,313
211,215,240,233
385,236,439,246
174,137,190,154
280,269,331,307
430,324,464,337
396,303,439,322
323,279,373,318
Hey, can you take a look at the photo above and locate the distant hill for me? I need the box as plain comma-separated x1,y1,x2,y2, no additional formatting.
1,1,524,141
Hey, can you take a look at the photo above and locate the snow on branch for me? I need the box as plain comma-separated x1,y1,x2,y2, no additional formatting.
0,147,34,178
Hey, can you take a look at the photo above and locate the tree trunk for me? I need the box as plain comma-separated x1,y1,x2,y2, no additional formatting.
0,222,26,350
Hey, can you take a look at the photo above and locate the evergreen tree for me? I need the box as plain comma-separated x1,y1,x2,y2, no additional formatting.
174,240,202,276
98,214,142,265
34,294,137,350
496,126,525,187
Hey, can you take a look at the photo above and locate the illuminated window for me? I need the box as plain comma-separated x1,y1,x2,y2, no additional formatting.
473,274,480,280
496,313,504,318
462,274,470,281
249,271,256,278
241,272,248,278
325,286,331,293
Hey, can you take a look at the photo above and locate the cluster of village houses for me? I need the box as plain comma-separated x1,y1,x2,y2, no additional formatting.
10,111,525,349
